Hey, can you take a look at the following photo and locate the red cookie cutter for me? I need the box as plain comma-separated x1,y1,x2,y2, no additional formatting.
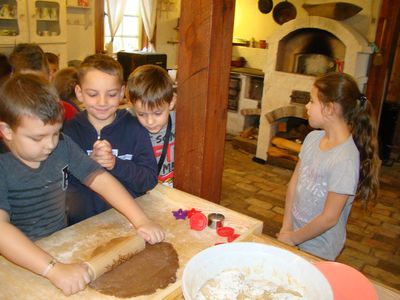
217,226,235,237
189,212,208,231
187,208,202,218
217,226,240,243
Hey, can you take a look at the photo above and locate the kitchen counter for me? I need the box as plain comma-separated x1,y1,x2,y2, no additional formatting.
0,184,398,299
230,66,264,77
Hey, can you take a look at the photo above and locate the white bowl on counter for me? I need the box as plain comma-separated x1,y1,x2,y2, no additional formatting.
182,242,333,300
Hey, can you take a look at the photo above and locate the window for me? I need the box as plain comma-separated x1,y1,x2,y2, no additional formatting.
104,0,142,53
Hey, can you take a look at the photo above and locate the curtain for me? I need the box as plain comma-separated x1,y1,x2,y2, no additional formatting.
140,0,157,52
105,0,127,54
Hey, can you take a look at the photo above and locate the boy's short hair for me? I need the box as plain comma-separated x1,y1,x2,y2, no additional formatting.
53,67,79,102
45,52,59,66
0,73,63,129
9,43,50,77
78,54,123,85
127,65,174,110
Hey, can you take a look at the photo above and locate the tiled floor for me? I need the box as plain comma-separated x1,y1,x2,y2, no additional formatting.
220,140,400,291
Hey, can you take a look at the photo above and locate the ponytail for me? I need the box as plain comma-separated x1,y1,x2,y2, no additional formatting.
350,95,380,205
314,72,380,206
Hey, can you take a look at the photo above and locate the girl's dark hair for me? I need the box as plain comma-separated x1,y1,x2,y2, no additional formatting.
53,67,79,101
45,52,59,65
0,53,12,86
314,72,380,205
0,73,63,129
0,53,12,78
53,67,82,111
127,64,174,110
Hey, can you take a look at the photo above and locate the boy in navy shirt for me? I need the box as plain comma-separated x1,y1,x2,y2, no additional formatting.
63,54,158,224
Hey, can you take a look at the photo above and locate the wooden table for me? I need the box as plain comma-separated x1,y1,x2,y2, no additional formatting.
0,184,262,299
0,184,398,299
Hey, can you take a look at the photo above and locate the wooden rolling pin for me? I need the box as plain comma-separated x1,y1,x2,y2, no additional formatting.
85,235,146,281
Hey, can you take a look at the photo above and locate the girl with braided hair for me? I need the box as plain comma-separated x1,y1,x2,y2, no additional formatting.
278,72,380,260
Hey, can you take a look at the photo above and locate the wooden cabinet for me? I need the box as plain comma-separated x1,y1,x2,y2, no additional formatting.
0,0,67,66
0,0,27,43
29,0,67,43
0,0,67,44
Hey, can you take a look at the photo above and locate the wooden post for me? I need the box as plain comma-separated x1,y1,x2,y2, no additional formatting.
94,0,104,53
174,0,235,203
366,0,400,119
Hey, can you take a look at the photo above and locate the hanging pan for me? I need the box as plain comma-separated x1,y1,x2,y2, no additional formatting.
273,0,297,25
258,0,273,14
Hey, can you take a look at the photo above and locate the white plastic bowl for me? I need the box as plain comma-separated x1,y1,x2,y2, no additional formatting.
182,242,333,300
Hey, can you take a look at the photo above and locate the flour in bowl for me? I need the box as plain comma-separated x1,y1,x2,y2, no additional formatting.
195,269,305,300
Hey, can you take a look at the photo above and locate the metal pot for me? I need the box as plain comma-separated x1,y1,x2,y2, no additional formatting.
258,0,273,14
273,0,297,25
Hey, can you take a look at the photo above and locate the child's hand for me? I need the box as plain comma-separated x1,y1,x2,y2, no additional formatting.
276,230,296,246
91,140,116,170
137,222,165,245
46,262,91,296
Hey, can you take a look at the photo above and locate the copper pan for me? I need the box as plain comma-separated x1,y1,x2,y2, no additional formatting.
273,0,297,25
258,0,273,14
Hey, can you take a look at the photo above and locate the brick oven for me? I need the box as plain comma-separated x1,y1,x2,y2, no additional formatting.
255,16,373,164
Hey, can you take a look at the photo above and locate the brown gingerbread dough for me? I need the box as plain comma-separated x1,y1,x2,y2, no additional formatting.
89,242,179,298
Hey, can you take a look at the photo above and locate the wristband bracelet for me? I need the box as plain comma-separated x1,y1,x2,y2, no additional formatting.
41,258,57,277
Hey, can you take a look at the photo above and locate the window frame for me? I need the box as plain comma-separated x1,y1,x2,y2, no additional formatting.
95,0,145,54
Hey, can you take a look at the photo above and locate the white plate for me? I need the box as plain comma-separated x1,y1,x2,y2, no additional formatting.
182,242,333,300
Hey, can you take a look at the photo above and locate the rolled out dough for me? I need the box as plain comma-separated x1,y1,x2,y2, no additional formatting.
89,242,179,298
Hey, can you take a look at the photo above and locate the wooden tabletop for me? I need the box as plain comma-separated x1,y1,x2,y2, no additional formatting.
0,184,263,299
0,184,398,299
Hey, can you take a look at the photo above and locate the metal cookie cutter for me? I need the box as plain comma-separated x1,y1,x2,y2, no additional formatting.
207,213,225,229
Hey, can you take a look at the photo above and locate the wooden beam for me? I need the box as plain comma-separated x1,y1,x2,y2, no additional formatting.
366,0,400,118
174,1,235,203
94,0,104,53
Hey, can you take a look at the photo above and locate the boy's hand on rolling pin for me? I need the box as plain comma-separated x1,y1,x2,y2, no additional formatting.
46,262,91,295
91,140,116,170
276,230,296,246
137,222,165,245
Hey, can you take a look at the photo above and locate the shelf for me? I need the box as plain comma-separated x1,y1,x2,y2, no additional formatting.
0,33,18,37
0,17,17,20
66,5,90,9
37,18,59,21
